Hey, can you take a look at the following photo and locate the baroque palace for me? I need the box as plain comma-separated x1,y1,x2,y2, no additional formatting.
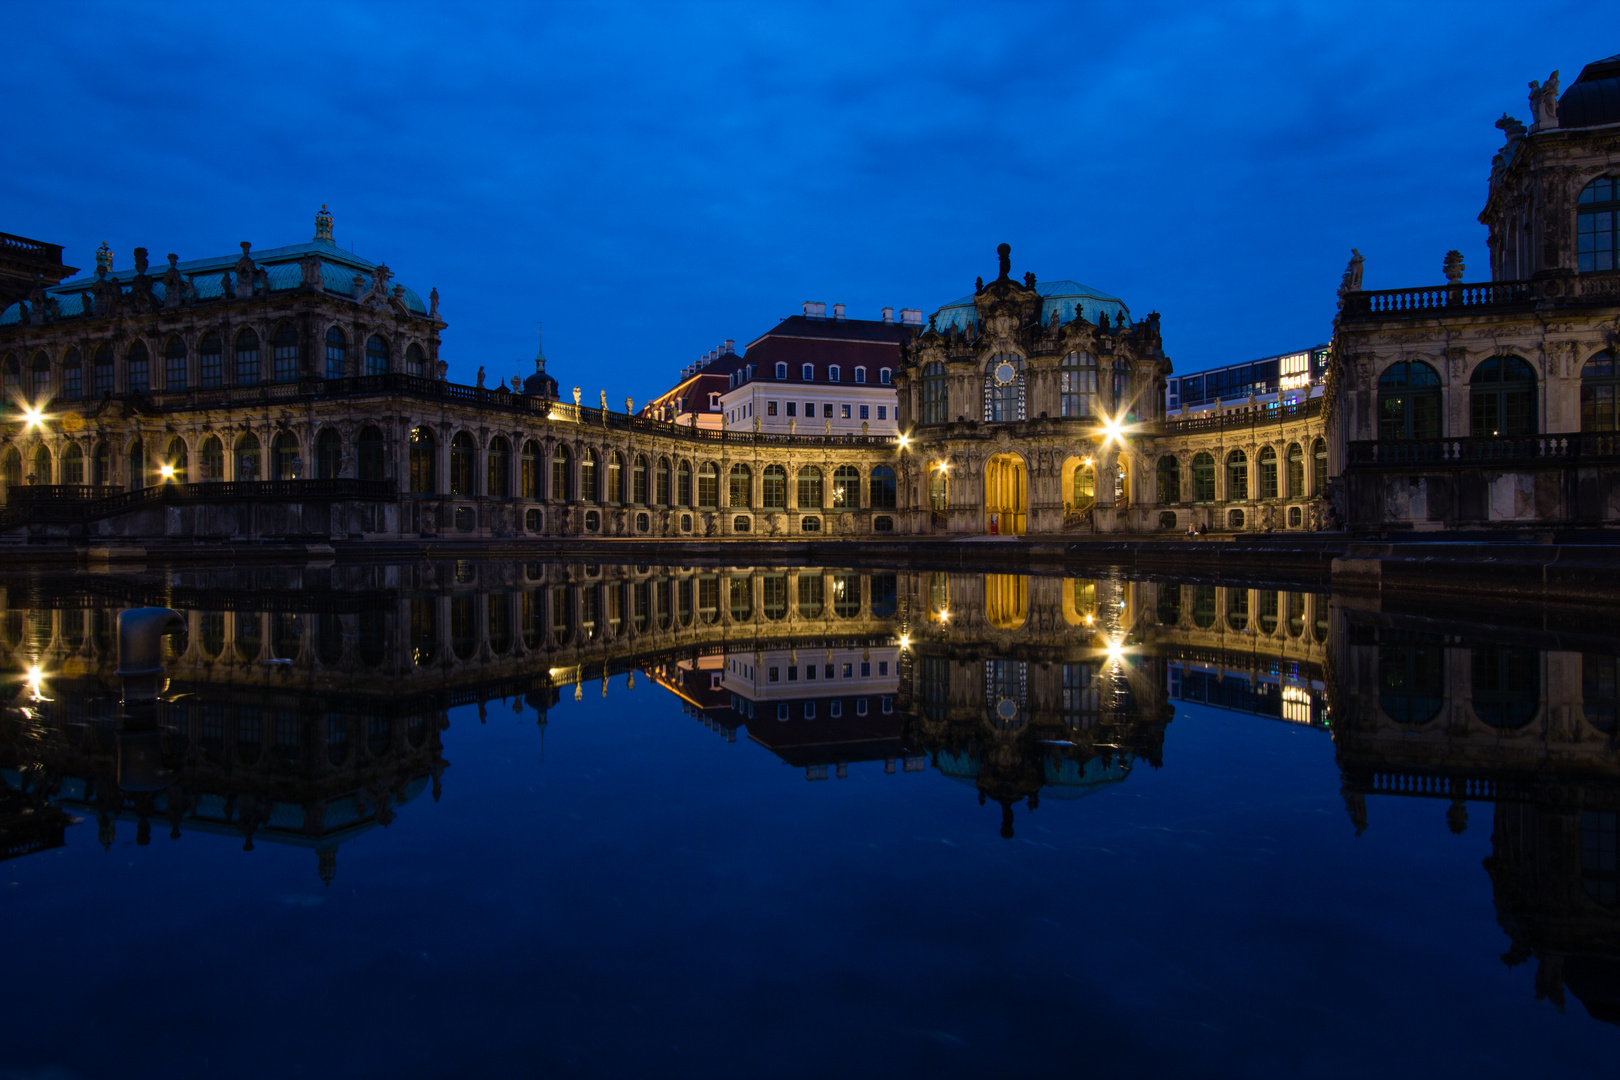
1,53,1619,542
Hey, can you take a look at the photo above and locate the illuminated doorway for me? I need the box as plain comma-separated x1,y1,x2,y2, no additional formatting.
984,453,1027,535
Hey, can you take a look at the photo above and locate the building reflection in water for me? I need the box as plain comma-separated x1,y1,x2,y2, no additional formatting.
0,560,1615,1022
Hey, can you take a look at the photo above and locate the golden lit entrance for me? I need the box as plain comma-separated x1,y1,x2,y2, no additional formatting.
984,453,1027,535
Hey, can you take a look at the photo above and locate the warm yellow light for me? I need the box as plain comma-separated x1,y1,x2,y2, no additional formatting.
897,434,911,449
1082,456,1093,467
1103,633,1128,668
935,461,948,473
939,608,950,623
159,464,176,480
20,403,46,430
899,634,911,649
25,664,50,702
1099,414,1126,447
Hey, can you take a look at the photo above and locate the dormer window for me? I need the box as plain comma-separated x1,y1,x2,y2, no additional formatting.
776,362,787,379
879,368,891,385
829,365,841,382
802,364,814,380
709,392,721,410
854,366,866,384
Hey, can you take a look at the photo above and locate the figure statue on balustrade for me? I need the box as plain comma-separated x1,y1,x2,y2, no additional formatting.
1528,71,1560,131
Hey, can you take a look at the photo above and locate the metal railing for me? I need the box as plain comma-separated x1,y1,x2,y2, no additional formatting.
1161,396,1322,435
57,373,901,452
1346,431,1620,467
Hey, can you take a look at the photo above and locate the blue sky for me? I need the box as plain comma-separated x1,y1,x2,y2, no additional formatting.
0,2,1591,396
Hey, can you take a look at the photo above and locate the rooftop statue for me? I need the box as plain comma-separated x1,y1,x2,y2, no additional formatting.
1528,70,1560,131
997,242,1011,280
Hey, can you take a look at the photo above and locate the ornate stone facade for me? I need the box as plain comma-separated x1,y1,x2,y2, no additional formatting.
1334,56,1620,530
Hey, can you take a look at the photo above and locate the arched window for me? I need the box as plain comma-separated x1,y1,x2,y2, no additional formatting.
450,432,477,495
198,333,222,388
761,464,787,508
828,365,841,383
1156,456,1180,504
677,460,692,505
656,457,671,505
162,438,186,483
1115,461,1129,505
983,353,1024,422
520,440,540,498
1578,176,1619,272
1312,438,1328,494
62,443,84,485
235,433,260,481
0,354,17,398
928,467,947,513
1070,460,1096,507
93,344,114,395
93,441,110,486
163,336,187,391
409,427,437,494
633,455,648,505
1060,352,1098,418
234,329,260,386
696,462,718,507
1472,647,1540,728
797,466,823,509
272,325,300,383
488,436,511,498
880,368,892,385
405,342,425,377
1225,450,1248,501
199,436,224,482
775,362,787,379
855,366,867,384
31,351,49,399
61,348,82,400
1286,443,1304,498
365,335,388,376
921,361,948,424
832,465,861,509
1377,361,1441,440
272,431,299,480
32,443,52,485
728,463,752,508
1258,446,1278,500
869,464,897,509
606,452,623,503
1580,351,1618,432
551,443,572,501
1113,361,1135,419
126,340,150,393
1379,642,1445,723
127,439,145,489
580,447,599,503
0,446,19,494
359,427,386,482
1192,452,1215,502
316,429,342,479
324,326,346,379
1470,356,1536,437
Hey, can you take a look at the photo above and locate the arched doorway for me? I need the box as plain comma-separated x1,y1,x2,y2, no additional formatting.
984,453,1026,535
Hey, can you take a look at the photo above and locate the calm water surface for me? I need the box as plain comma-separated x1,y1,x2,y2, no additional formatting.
0,562,1615,1078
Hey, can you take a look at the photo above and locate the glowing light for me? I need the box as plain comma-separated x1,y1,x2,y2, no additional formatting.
20,403,46,430
1102,633,1129,668
899,634,911,649
935,461,948,473
939,608,950,623
897,434,911,449
159,464,176,480
1099,413,1127,447
25,664,50,702
1083,613,1095,626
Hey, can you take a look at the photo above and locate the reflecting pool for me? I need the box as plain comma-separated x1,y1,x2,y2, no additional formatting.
1,562,1617,1077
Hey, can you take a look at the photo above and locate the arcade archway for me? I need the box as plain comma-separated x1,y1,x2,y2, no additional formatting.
984,453,1027,535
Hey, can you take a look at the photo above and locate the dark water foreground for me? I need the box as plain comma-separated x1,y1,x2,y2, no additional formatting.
0,562,1615,1078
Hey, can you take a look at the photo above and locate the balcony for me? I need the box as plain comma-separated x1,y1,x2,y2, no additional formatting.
1346,432,1620,468
1340,271,1620,324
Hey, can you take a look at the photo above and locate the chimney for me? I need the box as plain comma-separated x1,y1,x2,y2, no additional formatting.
709,348,718,363
803,301,826,319
833,303,845,320
724,339,735,354
881,307,894,324
899,308,923,327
